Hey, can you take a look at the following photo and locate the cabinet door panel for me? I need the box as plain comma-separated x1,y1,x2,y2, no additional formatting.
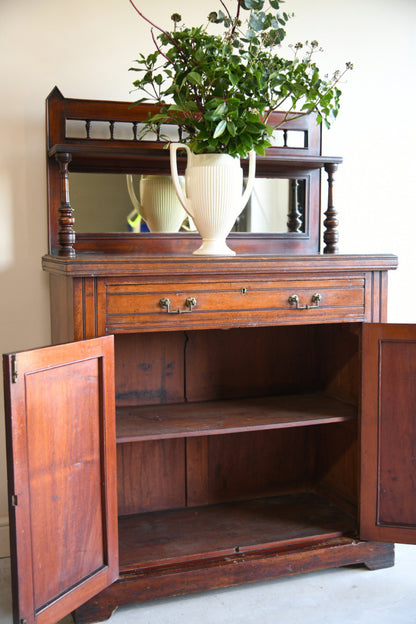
360,323,416,543
3,336,118,624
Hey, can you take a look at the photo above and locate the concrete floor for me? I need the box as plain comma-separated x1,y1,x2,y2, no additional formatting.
1,545,415,624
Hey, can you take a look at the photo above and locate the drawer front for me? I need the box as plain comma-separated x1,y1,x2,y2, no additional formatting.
103,276,367,333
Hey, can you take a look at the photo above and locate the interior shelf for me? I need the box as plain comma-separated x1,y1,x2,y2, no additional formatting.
116,393,357,442
118,491,357,572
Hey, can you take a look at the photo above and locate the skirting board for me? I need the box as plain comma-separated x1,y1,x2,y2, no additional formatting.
0,517,10,558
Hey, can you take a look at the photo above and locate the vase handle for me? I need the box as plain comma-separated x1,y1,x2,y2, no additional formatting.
240,150,256,211
126,174,143,230
126,174,142,212
170,143,194,219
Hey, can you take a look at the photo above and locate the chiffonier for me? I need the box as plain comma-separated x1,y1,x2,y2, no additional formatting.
3,88,415,624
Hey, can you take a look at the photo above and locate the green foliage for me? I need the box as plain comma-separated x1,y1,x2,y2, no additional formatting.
129,0,352,158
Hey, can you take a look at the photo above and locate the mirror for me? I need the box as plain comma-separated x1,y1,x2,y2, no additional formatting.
69,173,306,235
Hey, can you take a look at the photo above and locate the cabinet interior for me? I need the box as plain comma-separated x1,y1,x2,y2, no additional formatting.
113,322,361,572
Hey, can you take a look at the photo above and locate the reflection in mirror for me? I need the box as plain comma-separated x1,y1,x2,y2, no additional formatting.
234,178,306,233
69,173,306,234
126,174,188,233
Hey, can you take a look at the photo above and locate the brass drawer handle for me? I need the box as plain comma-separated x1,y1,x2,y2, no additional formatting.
159,297,197,314
288,293,322,310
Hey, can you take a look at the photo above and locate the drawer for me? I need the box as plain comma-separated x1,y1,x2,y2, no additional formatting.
103,276,367,333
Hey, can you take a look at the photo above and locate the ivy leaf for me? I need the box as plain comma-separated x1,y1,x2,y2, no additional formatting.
240,133,254,149
230,55,242,66
186,71,202,85
206,97,226,109
311,70,319,85
254,143,266,156
227,120,237,136
186,101,202,112
167,105,185,114
214,101,228,116
213,119,227,138
229,72,238,86
195,48,205,62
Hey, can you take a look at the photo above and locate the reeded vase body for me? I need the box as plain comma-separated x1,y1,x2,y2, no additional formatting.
127,174,186,233
170,144,256,255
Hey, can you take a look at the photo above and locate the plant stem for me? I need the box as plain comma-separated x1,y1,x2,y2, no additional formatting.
150,29,170,63
128,0,164,33
220,0,232,21
230,0,242,35
128,0,187,63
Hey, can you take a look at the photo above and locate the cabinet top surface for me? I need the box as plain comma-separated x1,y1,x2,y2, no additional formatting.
42,252,398,278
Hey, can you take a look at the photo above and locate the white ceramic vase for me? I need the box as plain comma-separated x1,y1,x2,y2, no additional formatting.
126,174,186,233
170,144,256,255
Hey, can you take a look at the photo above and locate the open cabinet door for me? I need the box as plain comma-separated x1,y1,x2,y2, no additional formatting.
3,336,118,624
360,323,416,544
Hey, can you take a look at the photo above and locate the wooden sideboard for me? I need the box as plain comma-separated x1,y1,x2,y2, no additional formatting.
3,91,416,624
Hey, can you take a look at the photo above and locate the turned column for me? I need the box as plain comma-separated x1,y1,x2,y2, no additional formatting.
55,152,75,256
323,163,339,254
287,179,303,233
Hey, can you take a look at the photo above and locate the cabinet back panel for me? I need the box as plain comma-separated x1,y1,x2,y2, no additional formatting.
117,428,320,515
114,326,361,408
315,323,360,406
185,326,320,402
315,421,358,512
309,325,360,512
114,327,322,408
114,325,361,516
186,429,317,506
117,439,186,515
114,332,186,406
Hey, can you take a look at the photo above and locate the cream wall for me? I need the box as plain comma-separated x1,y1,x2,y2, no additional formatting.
0,0,415,556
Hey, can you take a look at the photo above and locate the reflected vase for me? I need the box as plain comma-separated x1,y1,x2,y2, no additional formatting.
126,174,186,233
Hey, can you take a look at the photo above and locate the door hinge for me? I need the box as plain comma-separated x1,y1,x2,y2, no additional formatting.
11,355,18,383
11,495,18,507
20,619,27,624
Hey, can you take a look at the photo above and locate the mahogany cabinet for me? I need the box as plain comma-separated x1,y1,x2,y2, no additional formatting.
7,251,416,624
3,91,416,624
